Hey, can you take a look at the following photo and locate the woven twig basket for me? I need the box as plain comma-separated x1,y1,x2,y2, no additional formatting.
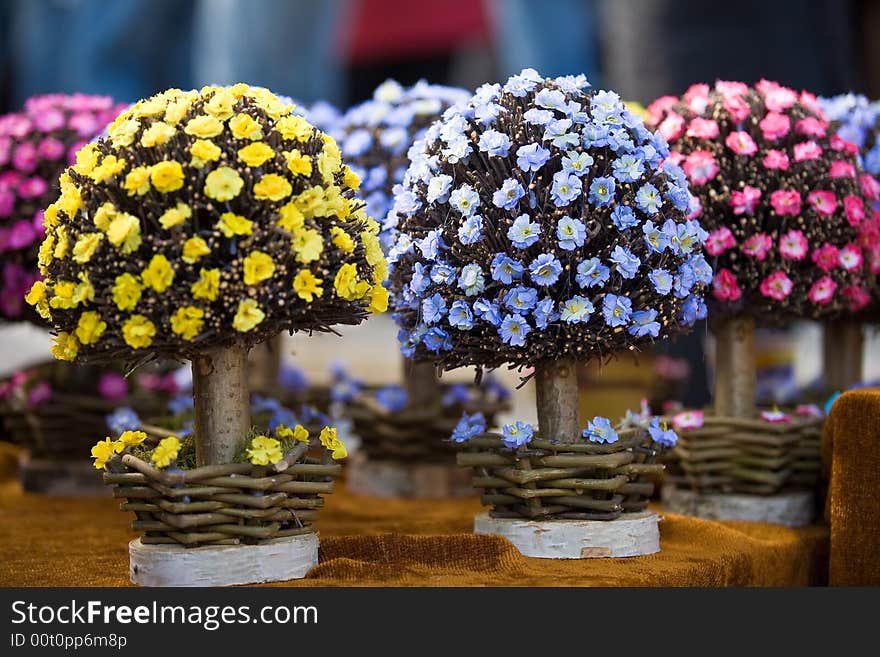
663,413,823,495
102,444,341,547
455,428,665,520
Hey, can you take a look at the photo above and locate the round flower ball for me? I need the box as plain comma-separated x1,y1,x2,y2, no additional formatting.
27,84,388,364
388,69,711,372
335,79,470,250
819,93,880,176
647,80,880,319
0,94,126,320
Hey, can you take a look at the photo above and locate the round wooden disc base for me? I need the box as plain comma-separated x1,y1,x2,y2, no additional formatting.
474,511,661,559
129,533,318,587
346,455,474,498
661,485,815,527
19,456,108,496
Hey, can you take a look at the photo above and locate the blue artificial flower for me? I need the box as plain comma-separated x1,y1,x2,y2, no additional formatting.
550,170,583,206
642,220,669,254
680,296,707,326
375,385,409,413
610,245,640,279
106,407,141,436
507,214,541,248
484,374,511,400
528,253,563,286
583,416,619,444
458,263,486,297
443,383,471,407
629,309,661,338
474,298,503,326
602,293,633,327
167,394,194,416
269,406,298,432
279,365,309,395
575,257,610,289
590,90,623,122
458,214,484,245
366,166,388,191
544,118,579,148
533,296,558,329
559,295,595,323
561,151,594,176
448,300,475,329
415,229,444,261
499,314,531,346
422,293,448,324
660,219,682,254
177,420,194,438
582,122,610,148
491,253,524,284
516,143,551,172
648,417,678,447
555,73,591,94
441,136,472,163
450,184,480,217
330,376,362,403
649,268,673,296
588,175,615,207
502,421,535,448
251,393,282,414
636,183,662,215
394,189,422,216
610,205,639,230
556,215,586,251
409,262,430,295
430,262,457,286
426,174,453,203
536,87,567,111
523,108,554,125
673,263,696,299
493,178,525,210
505,285,539,313
379,126,409,155
607,127,634,153
503,68,542,96
423,327,452,353
679,219,708,254
611,153,645,183
687,253,713,285
478,129,511,156
451,412,487,442
341,129,373,157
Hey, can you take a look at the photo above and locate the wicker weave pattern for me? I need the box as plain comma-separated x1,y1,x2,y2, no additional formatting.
456,429,665,520
663,414,823,495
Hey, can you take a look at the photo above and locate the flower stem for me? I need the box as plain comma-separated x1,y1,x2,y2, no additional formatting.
192,344,250,466
535,358,580,442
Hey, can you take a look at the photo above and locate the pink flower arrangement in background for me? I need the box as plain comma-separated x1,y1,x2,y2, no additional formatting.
672,410,704,431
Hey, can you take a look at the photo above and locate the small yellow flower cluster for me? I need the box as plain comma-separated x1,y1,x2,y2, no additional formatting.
28,84,389,364
90,430,148,470
246,423,346,465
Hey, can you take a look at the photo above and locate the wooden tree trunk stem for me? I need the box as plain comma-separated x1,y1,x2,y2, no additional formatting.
535,359,580,443
713,316,756,419
404,359,442,408
192,344,250,467
823,319,863,391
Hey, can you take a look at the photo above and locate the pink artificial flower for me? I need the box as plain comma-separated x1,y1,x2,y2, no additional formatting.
665,150,685,167
68,112,99,137
683,149,718,185
0,189,13,218
796,404,823,418
761,408,791,423
26,381,52,408
6,115,32,139
743,233,772,260
730,185,762,214
793,141,822,162
658,112,685,141
159,372,181,395
842,284,871,311
723,94,751,122
844,195,865,226
712,268,742,301
860,174,880,202
0,136,10,166
830,134,858,155
858,211,880,248
829,160,856,179
869,245,880,275
838,243,863,271
33,109,65,132
763,149,790,170
759,80,797,111
706,226,737,255
67,140,88,166
37,137,65,161
799,90,825,118
759,271,793,300
807,190,837,216
136,372,163,391
17,177,48,199
672,410,704,431
808,276,837,305
7,221,36,249
770,189,801,215
725,130,758,155
779,229,808,260
32,210,45,234
759,111,791,140
683,83,710,114
12,142,38,172
646,96,677,124
811,243,840,272
715,80,749,98
98,372,129,401
795,116,827,138
686,117,719,139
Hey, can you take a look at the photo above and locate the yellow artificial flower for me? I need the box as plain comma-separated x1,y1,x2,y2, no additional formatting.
25,281,51,319
182,236,210,263
246,435,283,466
72,232,104,264
91,437,117,470
322,185,348,217
276,424,310,443
158,202,192,229
164,95,194,125
292,269,323,302
107,212,142,253
122,315,156,349
73,273,95,306
238,142,275,167
191,268,220,301
216,211,253,237
184,114,223,138
232,298,265,332
93,202,116,231
42,203,60,229
317,150,341,184
205,167,244,201
285,149,312,176
243,251,275,285
342,165,361,190
229,112,262,140
291,227,323,264
75,311,106,345
331,226,354,253
170,306,204,340
228,82,251,98
151,435,181,468
51,332,79,361
333,263,363,301
73,143,99,175
142,254,175,293
109,117,140,147
89,154,127,183
119,430,148,448
253,173,292,201
319,426,347,460
190,139,221,167
112,273,142,311
276,115,313,142
150,161,185,193
140,121,176,147
57,180,83,218
294,186,327,219
367,284,389,314
37,233,55,272
124,166,151,196
277,202,305,232
133,97,165,118
48,280,77,309
53,226,70,259
205,89,236,120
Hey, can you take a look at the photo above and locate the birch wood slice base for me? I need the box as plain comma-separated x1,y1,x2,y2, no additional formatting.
19,456,108,496
346,455,474,498
474,511,661,559
661,485,815,527
129,533,319,587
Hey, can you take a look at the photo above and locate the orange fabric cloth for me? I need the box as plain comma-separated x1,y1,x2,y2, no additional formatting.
822,389,880,586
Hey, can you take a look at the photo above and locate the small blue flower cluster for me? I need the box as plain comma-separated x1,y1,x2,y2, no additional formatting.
819,93,880,175
388,69,709,370
251,394,330,431
334,79,470,250
106,406,141,436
